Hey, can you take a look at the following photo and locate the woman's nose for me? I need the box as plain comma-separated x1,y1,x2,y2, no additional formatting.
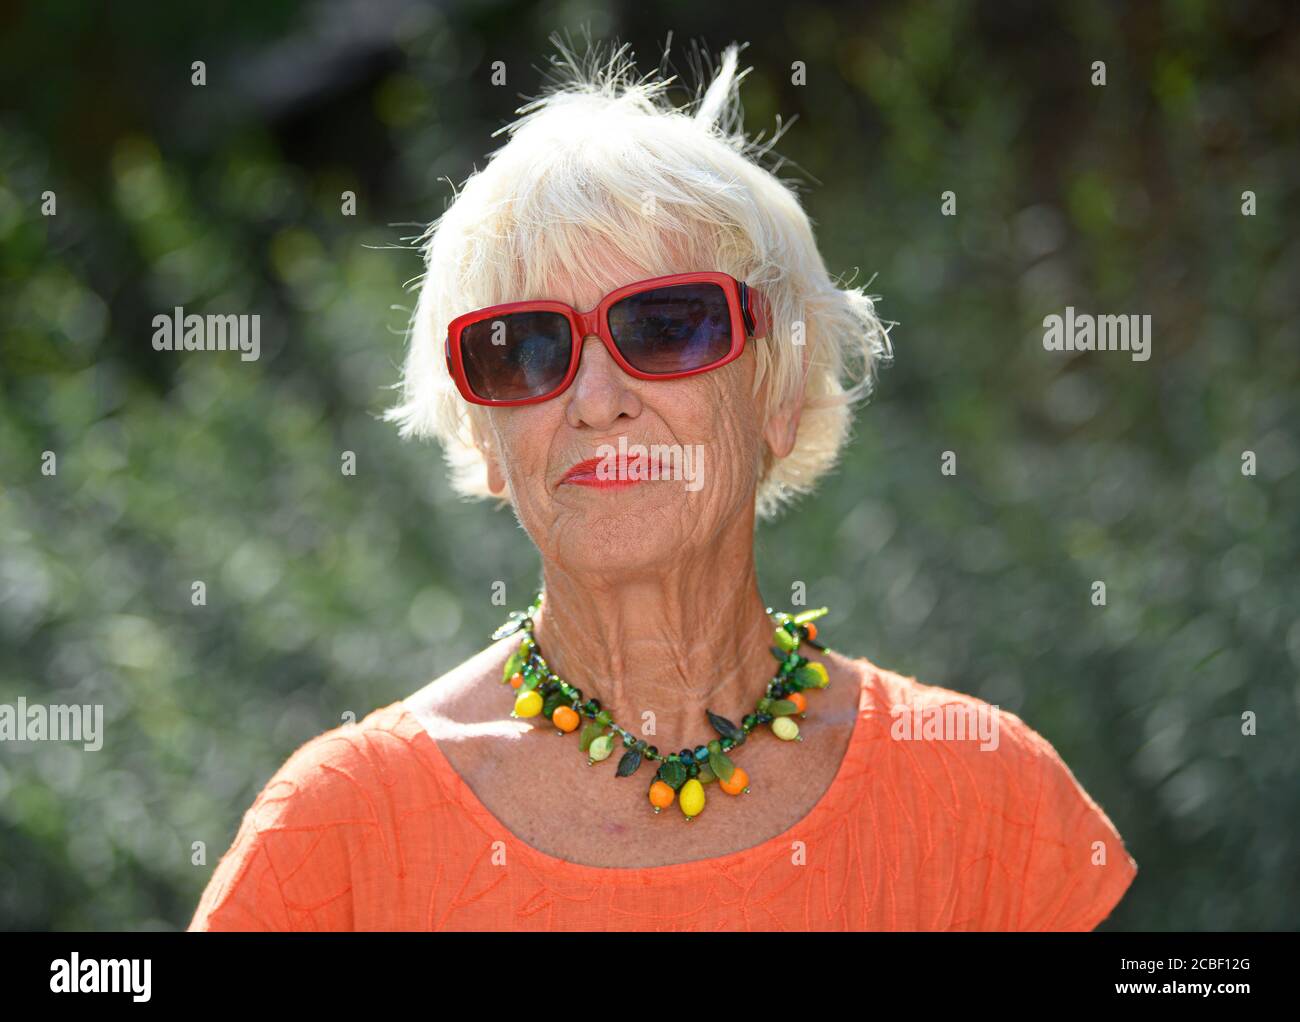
564,335,642,430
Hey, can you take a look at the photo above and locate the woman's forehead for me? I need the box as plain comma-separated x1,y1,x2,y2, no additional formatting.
536,257,684,307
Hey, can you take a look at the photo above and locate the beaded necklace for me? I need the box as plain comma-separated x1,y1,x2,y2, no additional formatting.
492,590,833,821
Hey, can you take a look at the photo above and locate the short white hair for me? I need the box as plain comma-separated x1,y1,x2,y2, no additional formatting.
385,38,893,520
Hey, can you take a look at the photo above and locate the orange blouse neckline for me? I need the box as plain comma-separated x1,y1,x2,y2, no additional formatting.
395,661,870,878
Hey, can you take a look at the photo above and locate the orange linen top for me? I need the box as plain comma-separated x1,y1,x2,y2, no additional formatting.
188,659,1137,931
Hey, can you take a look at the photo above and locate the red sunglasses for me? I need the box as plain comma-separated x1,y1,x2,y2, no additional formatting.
443,270,772,406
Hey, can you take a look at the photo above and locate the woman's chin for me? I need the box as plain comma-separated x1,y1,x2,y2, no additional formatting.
546,504,691,571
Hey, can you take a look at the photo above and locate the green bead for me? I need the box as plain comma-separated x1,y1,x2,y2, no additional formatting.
658,759,688,789
578,721,604,752
707,748,735,783
707,739,720,754
773,626,798,652
588,735,614,761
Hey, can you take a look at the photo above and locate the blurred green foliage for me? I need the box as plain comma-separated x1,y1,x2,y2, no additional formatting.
1,0,1297,930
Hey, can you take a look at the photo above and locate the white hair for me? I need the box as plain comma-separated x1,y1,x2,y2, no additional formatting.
385,37,893,520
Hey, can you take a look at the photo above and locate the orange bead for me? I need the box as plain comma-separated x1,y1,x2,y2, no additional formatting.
552,705,580,732
649,780,675,809
787,691,807,714
804,621,818,641
509,672,524,689
719,765,749,795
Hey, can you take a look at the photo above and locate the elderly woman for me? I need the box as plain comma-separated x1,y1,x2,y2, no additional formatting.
190,42,1136,931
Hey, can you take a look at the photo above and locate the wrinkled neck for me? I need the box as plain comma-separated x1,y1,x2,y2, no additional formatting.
528,555,778,745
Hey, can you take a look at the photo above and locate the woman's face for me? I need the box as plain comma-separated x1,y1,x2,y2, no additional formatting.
477,261,794,574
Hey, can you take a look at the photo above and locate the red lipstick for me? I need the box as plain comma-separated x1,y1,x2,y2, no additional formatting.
559,454,657,489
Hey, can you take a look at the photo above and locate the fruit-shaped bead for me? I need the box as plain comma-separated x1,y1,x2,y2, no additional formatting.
649,780,675,812
588,734,614,762
772,716,800,741
508,672,524,689
773,626,798,652
552,705,580,732
513,689,543,717
804,621,818,641
804,661,829,688
719,765,749,795
787,691,807,714
679,778,705,818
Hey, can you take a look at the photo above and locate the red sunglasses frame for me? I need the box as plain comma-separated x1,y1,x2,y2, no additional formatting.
443,271,772,407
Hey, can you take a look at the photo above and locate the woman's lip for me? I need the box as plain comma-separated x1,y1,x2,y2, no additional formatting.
563,474,644,489
560,457,604,482
559,454,658,487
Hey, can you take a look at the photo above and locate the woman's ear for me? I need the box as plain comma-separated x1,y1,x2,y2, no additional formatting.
762,337,809,460
763,393,804,460
470,412,507,495
485,449,506,495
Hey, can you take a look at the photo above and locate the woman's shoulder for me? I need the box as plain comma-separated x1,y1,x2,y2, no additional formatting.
247,633,509,799
853,656,1138,929
401,635,507,736
854,655,1117,807
187,702,436,931
851,657,1052,757
260,701,434,798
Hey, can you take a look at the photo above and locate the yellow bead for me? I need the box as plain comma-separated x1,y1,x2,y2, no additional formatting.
513,689,543,717
772,716,800,741
679,778,705,817
805,661,829,688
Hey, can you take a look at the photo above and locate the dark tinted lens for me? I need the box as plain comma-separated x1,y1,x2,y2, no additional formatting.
460,312,572,401
607,283,733,374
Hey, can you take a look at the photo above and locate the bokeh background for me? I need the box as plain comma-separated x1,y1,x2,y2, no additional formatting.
1,0,1297,931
